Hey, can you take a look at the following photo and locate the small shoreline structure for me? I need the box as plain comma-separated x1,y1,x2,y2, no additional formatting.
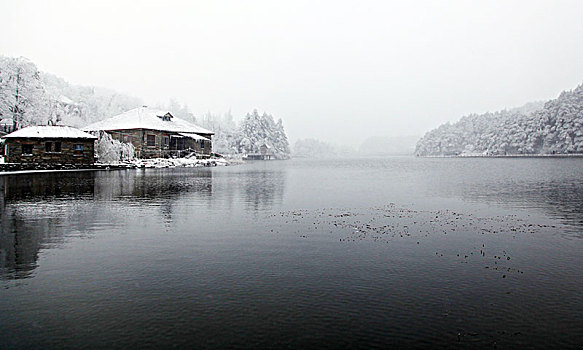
0,125,98,173
242,142,275,160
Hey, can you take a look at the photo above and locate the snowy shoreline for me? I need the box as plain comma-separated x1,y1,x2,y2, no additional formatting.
0,156,243,175
129,157,239,168
420,153,583,158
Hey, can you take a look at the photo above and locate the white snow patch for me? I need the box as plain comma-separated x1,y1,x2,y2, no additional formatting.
83,107,214,135
178,132,211,140
2,125,97,139
127,157,231,168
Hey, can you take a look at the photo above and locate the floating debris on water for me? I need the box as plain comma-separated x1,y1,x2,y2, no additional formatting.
264,204,563,279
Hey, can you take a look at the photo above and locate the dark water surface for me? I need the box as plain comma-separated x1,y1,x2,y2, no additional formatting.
1,157,582,349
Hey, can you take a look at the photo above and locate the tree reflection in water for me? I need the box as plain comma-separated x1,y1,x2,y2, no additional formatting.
0,172,95,279
0,167,287,280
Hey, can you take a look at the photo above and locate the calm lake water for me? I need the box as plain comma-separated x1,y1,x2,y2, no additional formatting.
1,157,582,349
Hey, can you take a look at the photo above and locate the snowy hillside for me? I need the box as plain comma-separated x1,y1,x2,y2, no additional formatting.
415,84,583,156
0,55,145,129
0,55,202,131
41,73,144,128
0,55,291,160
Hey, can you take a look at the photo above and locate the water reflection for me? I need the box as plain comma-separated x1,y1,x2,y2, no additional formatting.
0,166,287,280
240,169,286,211
204,165,286,213
3,157,580,284
415,158,583,231
0,172,96,279
460,179,583,230
0,214,42,279
1,171,95,201
1,160,583,349
93,169,213,201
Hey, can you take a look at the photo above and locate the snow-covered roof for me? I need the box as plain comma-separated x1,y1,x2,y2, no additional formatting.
178,132,211,141
2,125,97,139
82,107,214,135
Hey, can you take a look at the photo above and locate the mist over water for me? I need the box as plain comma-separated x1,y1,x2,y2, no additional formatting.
1,158,582,348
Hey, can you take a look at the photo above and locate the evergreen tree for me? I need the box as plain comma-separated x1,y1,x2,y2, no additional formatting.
415,84,583,156
236,109,290,159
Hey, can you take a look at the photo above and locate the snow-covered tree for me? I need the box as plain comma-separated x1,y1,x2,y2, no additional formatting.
0,56,50,129
207,109,291,159
237,109,290,159
42,72,143,128
0,55,143,129
415,84,583,156
161,98,196,124
199,109,237,133
94,131,135,163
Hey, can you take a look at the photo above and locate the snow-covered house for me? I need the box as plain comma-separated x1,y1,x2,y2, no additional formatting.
260,143,272,156
83,107,214,158
2,125,97,165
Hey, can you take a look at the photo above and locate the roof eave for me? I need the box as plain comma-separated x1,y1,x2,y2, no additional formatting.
3,136,98,140
85,127,214,135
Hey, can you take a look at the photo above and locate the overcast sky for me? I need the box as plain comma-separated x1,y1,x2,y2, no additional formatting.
1,0,583,144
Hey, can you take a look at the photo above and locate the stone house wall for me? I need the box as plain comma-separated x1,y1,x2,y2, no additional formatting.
104,129,212,158
4,138,95,165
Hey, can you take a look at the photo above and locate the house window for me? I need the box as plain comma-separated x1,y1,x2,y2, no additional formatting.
45,142,52,152
201,140,205,149
158,113,173,121
73,144,84,156
22,144,33,155
164,136,169,147
147,134,156,147
54,142,62,152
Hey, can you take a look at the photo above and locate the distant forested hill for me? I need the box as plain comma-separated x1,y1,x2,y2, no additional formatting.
415,84,583,156
0,55,145,129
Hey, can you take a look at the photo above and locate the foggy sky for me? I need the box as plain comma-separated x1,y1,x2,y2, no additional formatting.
1,0,583,144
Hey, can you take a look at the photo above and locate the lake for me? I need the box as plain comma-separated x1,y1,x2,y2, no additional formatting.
1,157,582,349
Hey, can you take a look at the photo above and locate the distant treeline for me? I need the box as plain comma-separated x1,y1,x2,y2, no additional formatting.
415,84,583,156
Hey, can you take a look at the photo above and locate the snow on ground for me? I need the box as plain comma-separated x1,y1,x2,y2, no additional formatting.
0,156,240,175
127,157,232,168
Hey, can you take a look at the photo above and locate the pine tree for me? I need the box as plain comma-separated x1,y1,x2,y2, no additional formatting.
415,84,583,156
